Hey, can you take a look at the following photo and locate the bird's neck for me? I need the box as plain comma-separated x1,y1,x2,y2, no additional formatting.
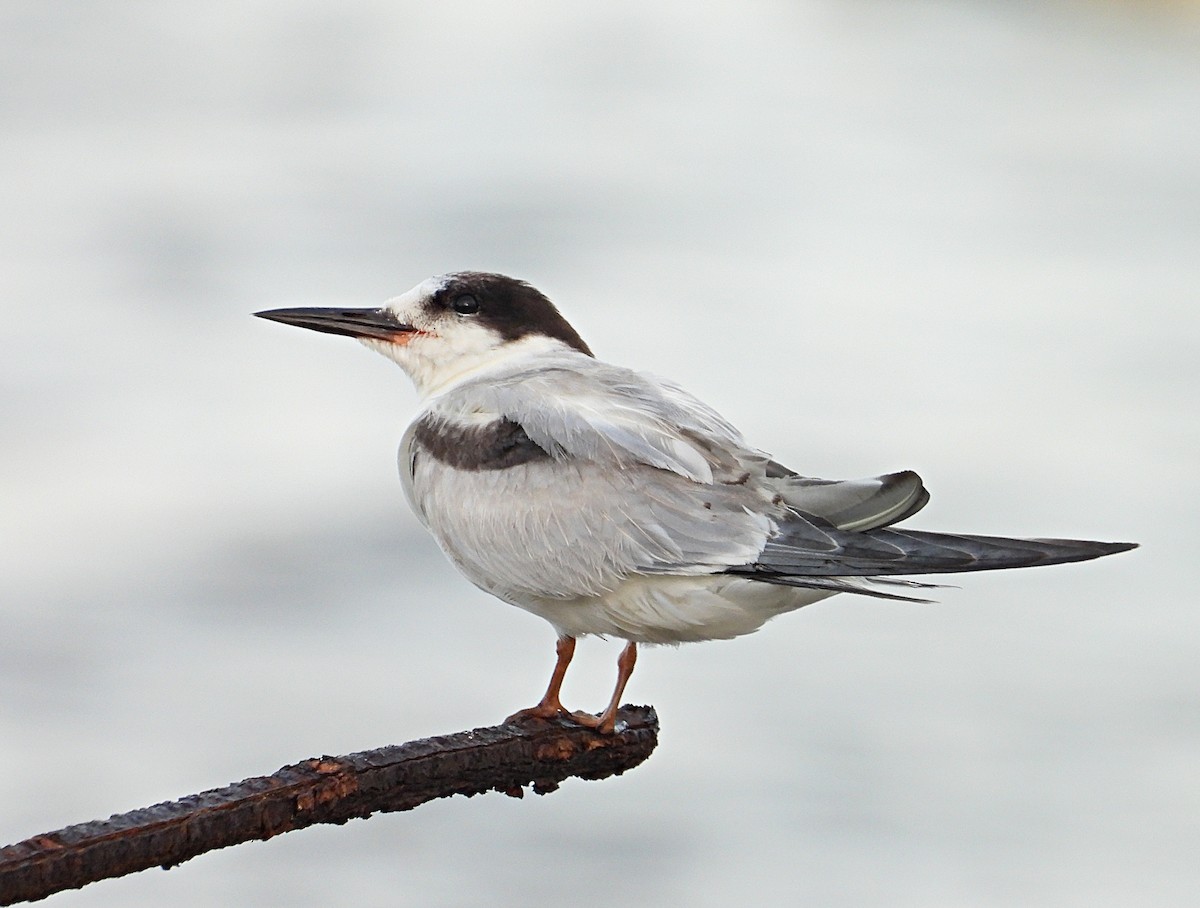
399,334,582,400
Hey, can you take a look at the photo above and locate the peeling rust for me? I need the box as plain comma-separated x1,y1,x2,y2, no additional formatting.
533,735,579,762
307,758,347,774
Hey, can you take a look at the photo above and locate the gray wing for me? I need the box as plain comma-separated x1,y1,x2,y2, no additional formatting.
473,360,761,485
727,509,1136,583
411,354,1135,605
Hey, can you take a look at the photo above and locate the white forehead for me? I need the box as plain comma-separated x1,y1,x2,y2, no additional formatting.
383,274,453,313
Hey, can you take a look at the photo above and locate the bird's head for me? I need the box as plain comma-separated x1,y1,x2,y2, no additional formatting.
255,272,592,397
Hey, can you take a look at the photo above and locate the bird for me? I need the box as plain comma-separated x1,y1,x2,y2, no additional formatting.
255,272,1136,734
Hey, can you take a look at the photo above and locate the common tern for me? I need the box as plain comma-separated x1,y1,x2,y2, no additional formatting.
256,272,1135,733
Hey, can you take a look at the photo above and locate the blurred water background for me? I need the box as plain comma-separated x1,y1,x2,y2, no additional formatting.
1,2,1197,905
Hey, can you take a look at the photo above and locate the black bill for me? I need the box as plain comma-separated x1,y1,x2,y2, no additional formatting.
253,307,415,340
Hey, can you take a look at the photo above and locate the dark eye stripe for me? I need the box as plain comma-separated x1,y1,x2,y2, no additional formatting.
427,272,593,356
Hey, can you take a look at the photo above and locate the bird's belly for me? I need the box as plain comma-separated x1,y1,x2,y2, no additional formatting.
520,574,834,644
407,455,771,603
409,459,633,599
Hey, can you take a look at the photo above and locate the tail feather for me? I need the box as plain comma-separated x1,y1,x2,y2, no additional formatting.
749,574,942,603
729,514,1137,580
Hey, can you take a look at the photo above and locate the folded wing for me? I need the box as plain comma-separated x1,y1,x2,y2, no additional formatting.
729,510,1137,580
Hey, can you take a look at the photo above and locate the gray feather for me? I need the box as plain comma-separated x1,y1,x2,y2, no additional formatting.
732,511,1137,579
739,574,940,603
775,469,931,530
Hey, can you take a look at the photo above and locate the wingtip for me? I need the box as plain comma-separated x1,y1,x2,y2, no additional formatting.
1106,540,1139,555
1030,537,1139,564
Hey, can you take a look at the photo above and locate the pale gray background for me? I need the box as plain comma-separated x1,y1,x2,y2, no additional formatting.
1,2,1196,906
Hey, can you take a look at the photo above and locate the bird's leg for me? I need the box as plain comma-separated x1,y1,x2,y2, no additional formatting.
506,635,576,722
571,641,638,735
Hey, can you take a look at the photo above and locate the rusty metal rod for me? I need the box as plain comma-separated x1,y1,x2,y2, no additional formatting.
0,706,659,905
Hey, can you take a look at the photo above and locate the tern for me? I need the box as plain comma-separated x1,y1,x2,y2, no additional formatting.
256,272,1135,733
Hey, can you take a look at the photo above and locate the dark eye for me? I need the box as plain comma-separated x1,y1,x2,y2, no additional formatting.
451,294,479,315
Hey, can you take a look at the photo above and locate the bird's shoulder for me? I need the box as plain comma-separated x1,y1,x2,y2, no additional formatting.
415,352,764,486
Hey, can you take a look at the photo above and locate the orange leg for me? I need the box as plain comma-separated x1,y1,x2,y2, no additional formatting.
571,641,638,735
506,635,576,722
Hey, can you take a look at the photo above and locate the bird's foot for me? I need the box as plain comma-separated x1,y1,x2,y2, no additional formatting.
569,709,620,736
505,702,570,724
